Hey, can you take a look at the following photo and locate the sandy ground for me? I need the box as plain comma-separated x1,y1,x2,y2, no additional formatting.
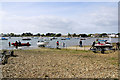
2,48,118,78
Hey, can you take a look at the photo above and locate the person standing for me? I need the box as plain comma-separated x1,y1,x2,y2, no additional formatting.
63,42,65,48
90,41,95,49
79,40,82,47
15,41,18,49
56,41,59,49
116,42,120,50
18,40,21,46
8,42,11,47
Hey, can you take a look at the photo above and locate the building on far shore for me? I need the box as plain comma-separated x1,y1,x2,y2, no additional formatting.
108,33,118,38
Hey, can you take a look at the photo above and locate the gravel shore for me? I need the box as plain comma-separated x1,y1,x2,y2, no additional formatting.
2,48,118,78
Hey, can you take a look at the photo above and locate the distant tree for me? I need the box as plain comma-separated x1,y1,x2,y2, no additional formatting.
116,33,120,35
94,33,100,37
56,33,62,37
87,34,92,37
22,32,33,36
80,34,88,37
46,33,56,37
10,33,15,37
77,34,81,37
36,33,40,36
41,34,45,37
73,33,77,37
68,33,71,37
100,33,107,37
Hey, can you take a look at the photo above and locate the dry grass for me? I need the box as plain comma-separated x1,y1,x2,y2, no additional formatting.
2,48,118,78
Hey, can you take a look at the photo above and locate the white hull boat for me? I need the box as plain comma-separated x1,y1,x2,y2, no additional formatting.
37,41,49,47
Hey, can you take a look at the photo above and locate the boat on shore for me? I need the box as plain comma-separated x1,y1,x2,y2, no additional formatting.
90,39,113,53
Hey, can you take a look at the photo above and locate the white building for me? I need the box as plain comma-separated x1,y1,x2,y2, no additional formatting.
108,34,118,38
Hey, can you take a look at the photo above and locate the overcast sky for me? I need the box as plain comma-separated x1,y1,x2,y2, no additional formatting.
0,2,118,34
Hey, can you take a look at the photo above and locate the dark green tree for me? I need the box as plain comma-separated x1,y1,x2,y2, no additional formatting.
68,33,71,37
56,33,62,37
73,33,77,37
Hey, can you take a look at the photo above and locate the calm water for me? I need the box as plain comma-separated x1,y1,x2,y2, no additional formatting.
0,37,119,50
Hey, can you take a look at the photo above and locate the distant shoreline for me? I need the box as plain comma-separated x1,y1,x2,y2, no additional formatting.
1,36,120,38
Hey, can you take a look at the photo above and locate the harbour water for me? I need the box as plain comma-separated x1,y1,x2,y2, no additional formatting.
0,37,119,50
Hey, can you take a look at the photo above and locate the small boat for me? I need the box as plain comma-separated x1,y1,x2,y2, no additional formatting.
12,42,31,46
61,37,70,40
75,37,79,39
61,38,66,40
34,37,39,39
80,38,86,40
66,38,70,40
9,37,11,39
0,37,8,40
22,38,31,40
37,41,49,47
50,37,57,40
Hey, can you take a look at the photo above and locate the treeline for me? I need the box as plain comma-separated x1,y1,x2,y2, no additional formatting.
1,32,120,37
1,33,62,37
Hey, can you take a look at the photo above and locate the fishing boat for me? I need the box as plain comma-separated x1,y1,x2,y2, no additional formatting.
0,37,8,40
12,42,31,46
22,37,31,40
37,41,49,47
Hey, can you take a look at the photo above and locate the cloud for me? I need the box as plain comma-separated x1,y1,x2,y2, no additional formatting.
0,5,118,34
1,14,75,34
70,6,118,33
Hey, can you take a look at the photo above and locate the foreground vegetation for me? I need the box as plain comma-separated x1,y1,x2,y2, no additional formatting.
2,48,118,78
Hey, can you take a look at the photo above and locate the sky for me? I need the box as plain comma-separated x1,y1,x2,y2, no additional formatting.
0,2,118,34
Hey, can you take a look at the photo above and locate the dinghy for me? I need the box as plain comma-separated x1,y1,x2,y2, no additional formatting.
37,41,49,47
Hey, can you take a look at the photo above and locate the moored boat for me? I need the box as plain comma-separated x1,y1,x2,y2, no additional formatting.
12,42,31,46
50,37,57,40
61,37,70,40
66,38,70,40
0,37,8,40
22,37,31,40
33,37,39,39
80,38,86,40
37,41,49,47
